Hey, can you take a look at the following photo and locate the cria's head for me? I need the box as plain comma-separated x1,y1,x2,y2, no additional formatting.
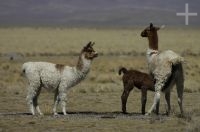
141,23,161,37
82,41,98,60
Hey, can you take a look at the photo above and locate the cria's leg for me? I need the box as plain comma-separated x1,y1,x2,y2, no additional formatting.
141,87,147,115
53,89,59,116
121,84,133,114
121,89,131,114
165,91,171,115
59,91,67,115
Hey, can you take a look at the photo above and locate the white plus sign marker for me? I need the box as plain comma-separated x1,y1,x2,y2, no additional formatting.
176,3,198,25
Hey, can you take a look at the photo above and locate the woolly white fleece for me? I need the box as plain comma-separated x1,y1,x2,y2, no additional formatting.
147,49,184,88
146,49,184,115
22,55,91,115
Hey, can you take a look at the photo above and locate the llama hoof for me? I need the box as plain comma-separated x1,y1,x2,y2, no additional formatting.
165,111,170,116
122,111,128,114
63,113,68,116
39,113,44,116
152,110,159,115
54,113,59,116
145,112,150,116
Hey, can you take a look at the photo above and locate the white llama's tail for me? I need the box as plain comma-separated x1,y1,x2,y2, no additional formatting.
21,62,30,76
162,50,185,65
170,56,184,65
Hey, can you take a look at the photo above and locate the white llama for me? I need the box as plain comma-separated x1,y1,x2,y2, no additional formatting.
141,23,184,115
22,42,98,115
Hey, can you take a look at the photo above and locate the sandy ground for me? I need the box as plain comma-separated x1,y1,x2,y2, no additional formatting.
0,28,200,132
0,55,200,132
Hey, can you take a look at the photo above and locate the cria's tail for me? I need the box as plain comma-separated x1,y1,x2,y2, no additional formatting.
118,67,128,75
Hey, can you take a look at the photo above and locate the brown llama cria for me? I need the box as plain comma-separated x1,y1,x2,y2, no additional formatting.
119,67,155,114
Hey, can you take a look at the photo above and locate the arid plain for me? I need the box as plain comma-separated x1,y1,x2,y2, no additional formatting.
0,27,200,132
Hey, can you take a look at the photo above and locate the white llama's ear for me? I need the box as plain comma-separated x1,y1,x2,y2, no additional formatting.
91,42,95,46
85,41,92,48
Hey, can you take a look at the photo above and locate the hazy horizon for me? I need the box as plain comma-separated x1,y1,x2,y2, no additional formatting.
0,0,200,27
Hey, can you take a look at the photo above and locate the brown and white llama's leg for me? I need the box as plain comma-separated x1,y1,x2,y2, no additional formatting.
146,91,161,115
154,99,160,114
177,87,184,115
165,92,171,115
176,76,184,115
146,80,163,115
176,64,184,115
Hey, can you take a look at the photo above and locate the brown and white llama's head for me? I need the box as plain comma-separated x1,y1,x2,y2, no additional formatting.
81,41,98,60
141,23,160,37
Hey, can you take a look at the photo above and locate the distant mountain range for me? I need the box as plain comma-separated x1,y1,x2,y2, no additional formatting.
0,0,199,27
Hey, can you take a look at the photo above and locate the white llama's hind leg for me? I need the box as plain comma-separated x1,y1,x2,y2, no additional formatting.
53,89,59,115
26,83,40,115
33,87,43,115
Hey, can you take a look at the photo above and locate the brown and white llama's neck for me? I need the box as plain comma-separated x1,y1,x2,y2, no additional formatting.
148,32,158,50
76,54,91,74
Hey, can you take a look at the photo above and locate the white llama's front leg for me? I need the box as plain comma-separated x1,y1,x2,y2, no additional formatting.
59,91,67,115
28,101,35,115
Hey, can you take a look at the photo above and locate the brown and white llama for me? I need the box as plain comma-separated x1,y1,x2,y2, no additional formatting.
22,42,98,115
141,23,184,115
119,67,155,114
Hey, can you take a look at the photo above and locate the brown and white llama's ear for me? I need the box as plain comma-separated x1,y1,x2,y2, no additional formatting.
150,23,153,30
155,25,165,31
159,25,165,30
